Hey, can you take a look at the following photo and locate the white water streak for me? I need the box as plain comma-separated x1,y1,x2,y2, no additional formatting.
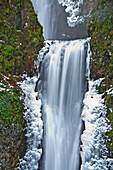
40,39,88,170
31,0,58,39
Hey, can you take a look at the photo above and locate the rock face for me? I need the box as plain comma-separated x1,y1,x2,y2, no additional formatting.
0,0,44,77
31,0,99,40
81,0,98,18
31,0,88,40
0,0,44,169
0,119,26,169
88,0,113,158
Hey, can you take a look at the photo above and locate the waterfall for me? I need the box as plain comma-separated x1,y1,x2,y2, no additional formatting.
37,39,89,170
17,0,112,169
31,0,87,40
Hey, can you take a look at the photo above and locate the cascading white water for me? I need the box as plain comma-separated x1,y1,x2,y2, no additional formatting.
38,39,88,170
15,0,113,169
31,0,56,39
31,0,87,40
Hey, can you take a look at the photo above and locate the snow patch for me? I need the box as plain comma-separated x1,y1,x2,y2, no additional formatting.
57,0,84,27
81,79,113,169
17,77,43,170
107,88,113,95
57,0,92,27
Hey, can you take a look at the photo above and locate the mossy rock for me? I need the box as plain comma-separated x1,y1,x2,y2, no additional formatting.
0,0,44,169
88,0,113,158
0,0,44,77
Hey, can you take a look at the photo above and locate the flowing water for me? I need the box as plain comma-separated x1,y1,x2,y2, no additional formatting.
18,0,88,169
17,0,112,169
37,39,89,170
31,0,87,40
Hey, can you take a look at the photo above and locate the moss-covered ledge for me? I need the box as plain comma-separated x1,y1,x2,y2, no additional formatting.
88,0,113,158
0,0,44,169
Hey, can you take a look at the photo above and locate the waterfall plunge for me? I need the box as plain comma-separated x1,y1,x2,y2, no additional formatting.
38,40,88,170
31,0,87,40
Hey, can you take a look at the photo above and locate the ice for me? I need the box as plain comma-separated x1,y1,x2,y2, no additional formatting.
81,79,111,169
16,76,43,169
57,0,84,27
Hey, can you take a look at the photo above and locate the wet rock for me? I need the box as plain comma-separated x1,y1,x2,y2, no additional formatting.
96,71,103,79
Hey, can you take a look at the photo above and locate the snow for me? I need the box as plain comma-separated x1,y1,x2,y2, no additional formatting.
81,79,112,169
107,88,113,95
17,76,43,170
0,76,14,92
57,0,84,27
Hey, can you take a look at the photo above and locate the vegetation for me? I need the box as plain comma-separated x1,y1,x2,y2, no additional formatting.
0,0,44,77
0,0,44,168
0,77,24,125
88,0,113,157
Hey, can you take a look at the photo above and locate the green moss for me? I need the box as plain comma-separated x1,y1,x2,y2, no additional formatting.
88,0,113,85
88,0,113,158
0,0,44,168
0,0,44,123
0,0,44,77
0,84,24,125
